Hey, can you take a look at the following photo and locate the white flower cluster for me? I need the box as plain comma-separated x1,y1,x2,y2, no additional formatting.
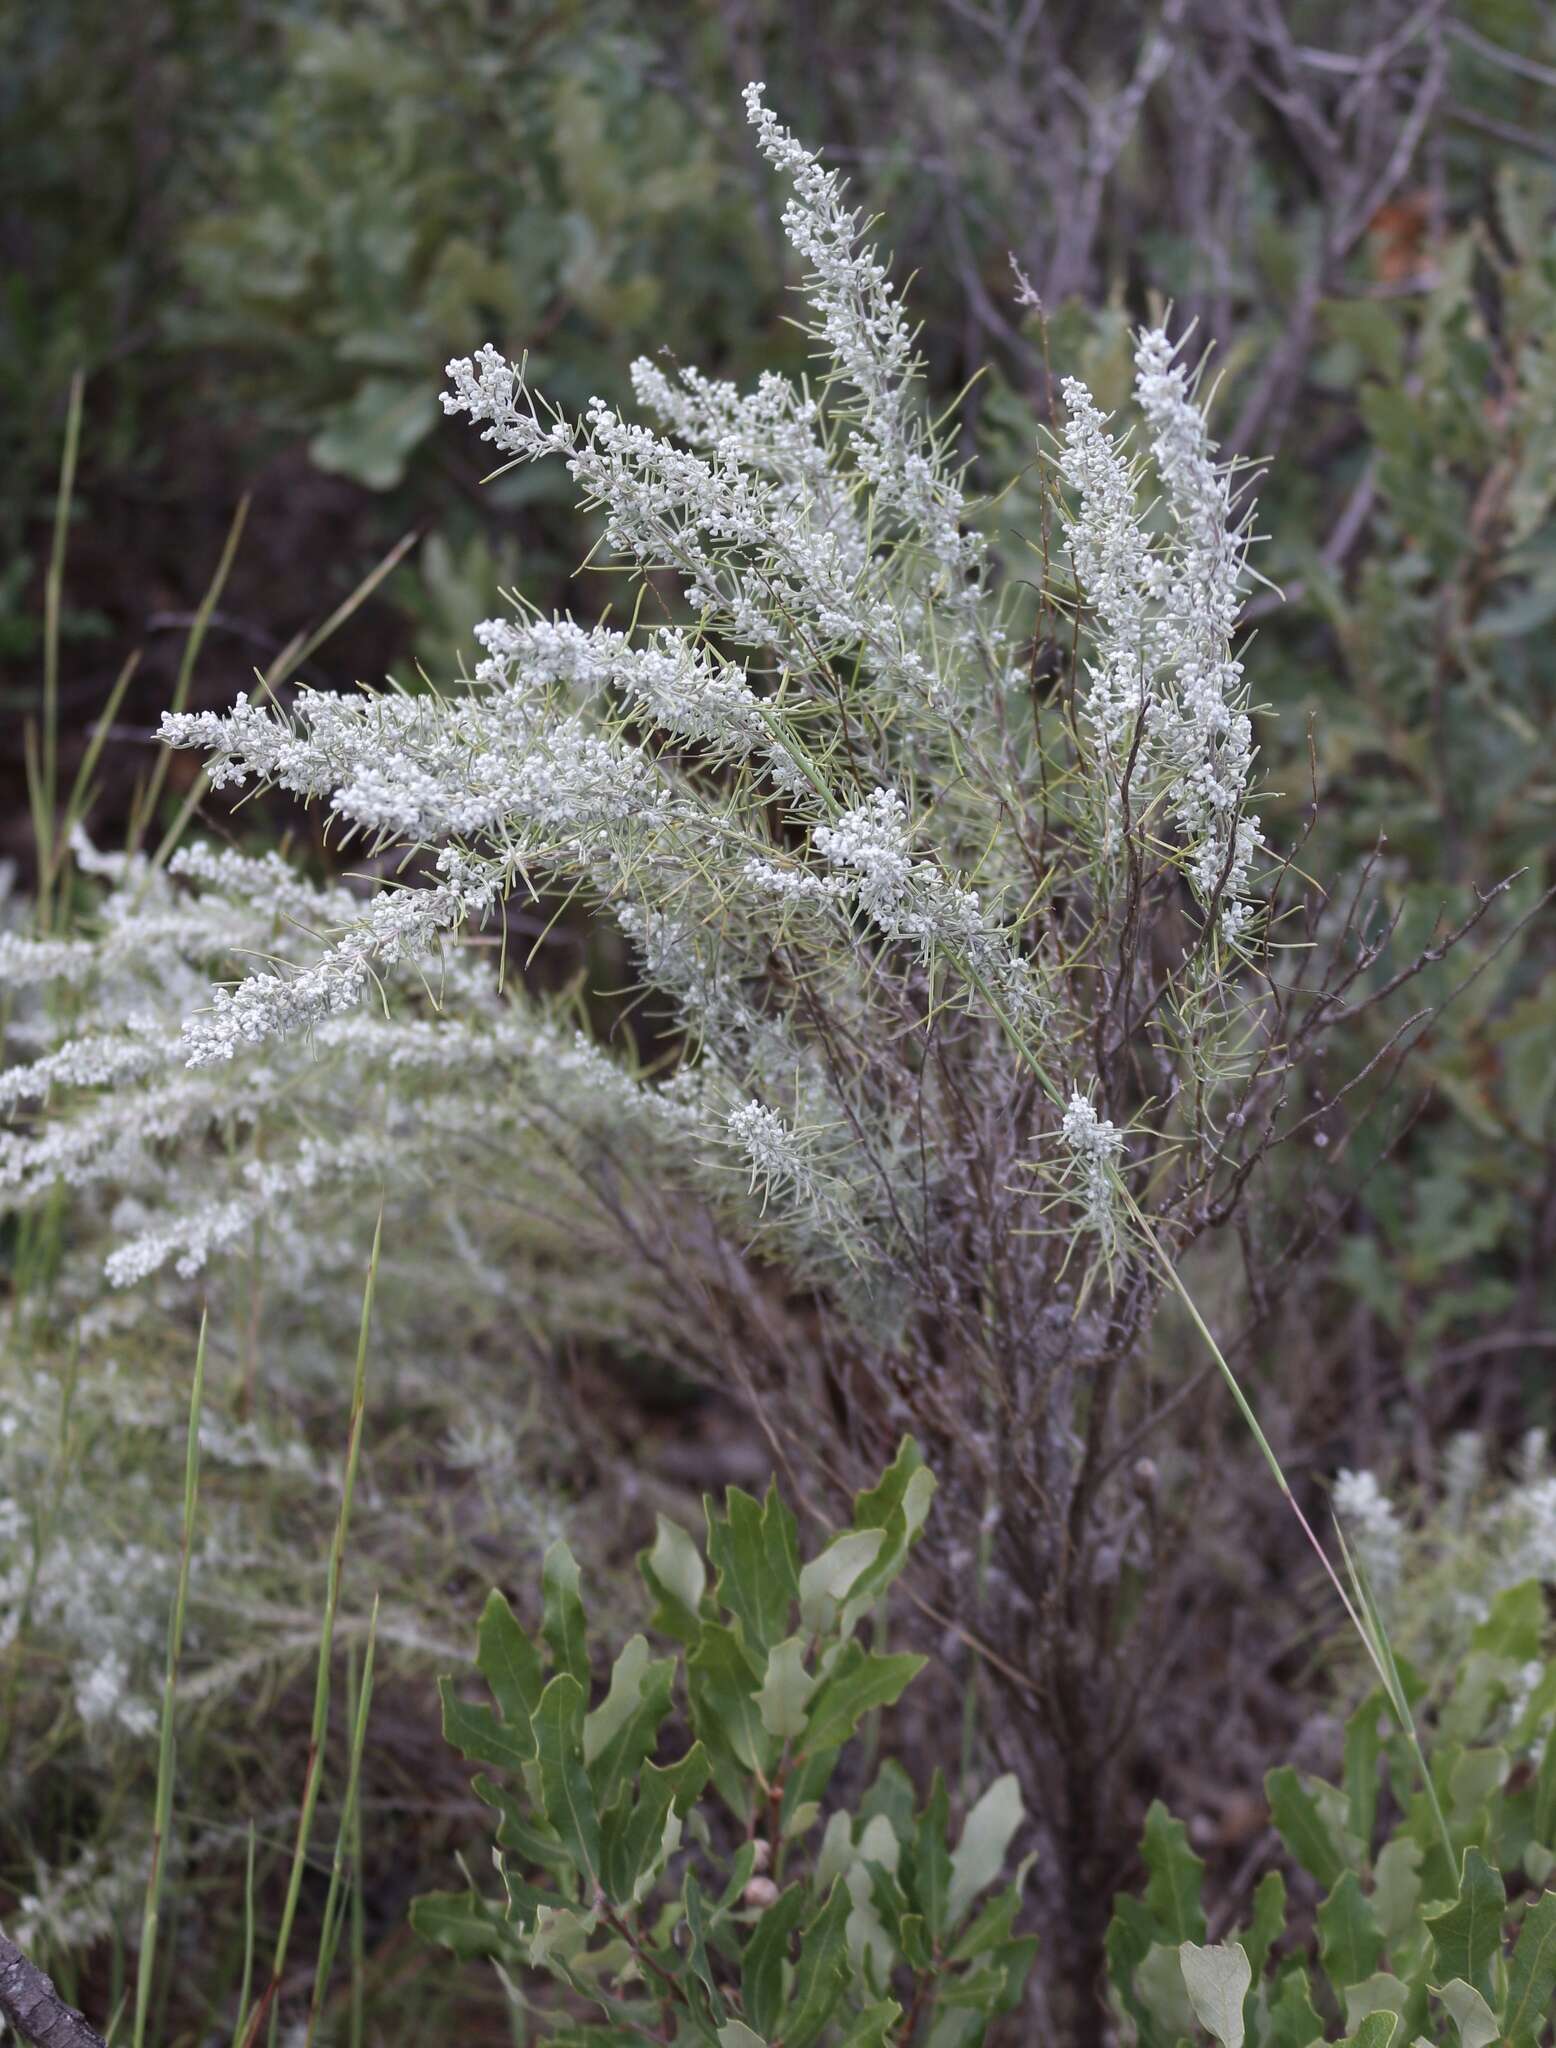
1324,1432,1556,1693
1333,1467,1405,1610
745,788,1034,991
0,1450,168,1741
0,828,724,1342
440,343,573,460
471,614,806,792
628,361,833,501
1058,328,1264,940
164,680,665,848
720,1097,871,1264
740,84,983,589
1060,1089,1126,1256
1441,1428,1485,1530
178,860,496,1067
728,1100,818,1211
8,1839,158,1959
1493,1476,1556,1595
446,353,928,701
441,86,997,743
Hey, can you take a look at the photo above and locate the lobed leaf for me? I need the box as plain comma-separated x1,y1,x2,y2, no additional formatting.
542,1539,589,1686
800,1643,926,1758
1140,1799,1206,1946
1424,1848,1505,1992
534,1673,602,1887
946,1774,1024,1931
1179,1939,1251,2048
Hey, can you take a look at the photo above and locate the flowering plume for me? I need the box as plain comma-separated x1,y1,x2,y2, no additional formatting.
1058,328,1264,940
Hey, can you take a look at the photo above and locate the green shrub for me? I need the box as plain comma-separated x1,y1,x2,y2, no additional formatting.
1108,1576,1556,2046
416,1441,1035,2046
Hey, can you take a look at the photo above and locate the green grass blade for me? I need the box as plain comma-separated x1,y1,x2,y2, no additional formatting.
133,1311,209,2048
126,496,249,858
255,1214,380,2045
304,1600,379,2046
39,369,85,930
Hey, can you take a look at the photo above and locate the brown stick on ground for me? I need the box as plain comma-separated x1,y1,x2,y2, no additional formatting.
0,1931,107,2048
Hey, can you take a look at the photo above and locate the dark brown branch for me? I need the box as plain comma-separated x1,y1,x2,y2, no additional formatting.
0,1933,107,2048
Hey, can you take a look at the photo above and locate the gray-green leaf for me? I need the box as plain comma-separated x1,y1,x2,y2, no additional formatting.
1141,1800,1207,1945
1319,1871,1384,1991
1267,1765,1348,1891
641,1514,706,1642
1433,1977,1499,2048
583,1634,651,1762
477,1588,544,1727
947,1774,1024,1929
1425,1849,1505,1991
1504,1886,1556,2047
541,1540,588,1686
1179,1939,1251,2047
534,1673,600,1885
798,1530,886,1634
801,1643,926,1757
758,1636,818,1738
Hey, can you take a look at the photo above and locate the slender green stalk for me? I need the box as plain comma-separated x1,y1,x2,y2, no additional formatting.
1129,1194,1457,1851
348,1665,366,2048
133,1311,209,2048
231,1824,257,2048
254,1215,380,2047
147,529,419,881
304,1601,379,2046
1133,1204,1376,1639
1334,1519,1454,1869
0,1326,81,1753
54,648,141,883
38,370,85,931
126,495,250,858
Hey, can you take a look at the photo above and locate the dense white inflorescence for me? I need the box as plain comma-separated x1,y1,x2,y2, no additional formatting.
1057,329,1264,940
1059,1091,1126,1259
1326,1434,1556,1693
1333,1467,1406,1610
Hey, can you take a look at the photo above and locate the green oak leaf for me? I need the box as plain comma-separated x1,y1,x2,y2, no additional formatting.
1424,1849,1505,1991
1179,1939,1251,2047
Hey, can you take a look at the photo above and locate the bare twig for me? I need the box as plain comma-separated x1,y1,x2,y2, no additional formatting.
0,1932,108,2048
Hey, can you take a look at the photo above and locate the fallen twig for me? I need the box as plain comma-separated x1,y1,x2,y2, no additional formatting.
0,1930,108,2048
